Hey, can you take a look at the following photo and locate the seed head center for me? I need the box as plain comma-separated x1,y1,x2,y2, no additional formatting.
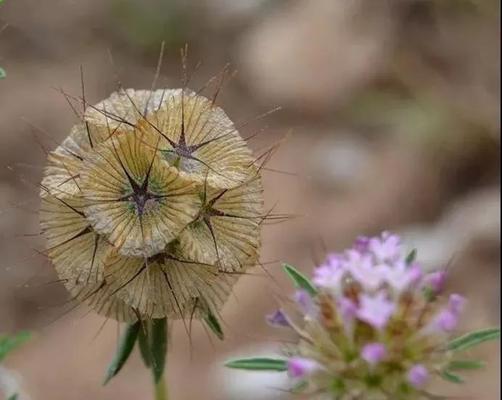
124,175,161,216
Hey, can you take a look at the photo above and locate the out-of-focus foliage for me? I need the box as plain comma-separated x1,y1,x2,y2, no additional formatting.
109,0,191,51
0,331,30,400
0,331,30,362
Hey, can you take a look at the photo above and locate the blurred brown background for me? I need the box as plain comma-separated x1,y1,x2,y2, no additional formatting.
0,0,500,399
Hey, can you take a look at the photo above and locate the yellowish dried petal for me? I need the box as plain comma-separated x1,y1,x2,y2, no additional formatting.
85,88,176,131
80,131,200,257
103,248,236,319
40,194,90,248
40,193,137,322
178,171,263,270
63,275,138,323
139,89,255,189
41,123,111,197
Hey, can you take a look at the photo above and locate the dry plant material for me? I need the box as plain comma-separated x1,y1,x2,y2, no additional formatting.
40,87,264,323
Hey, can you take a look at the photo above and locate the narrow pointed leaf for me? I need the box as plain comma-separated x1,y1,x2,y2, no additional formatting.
0,331,31,362
225,357,288,371
447,360,485,370
447,328,500,352
103,322,140,385
440,370,464,384
283,263,317,296
137,324,151,368
150,318,168,383
405,249,417,265
203,309,224,340
0,68,6,79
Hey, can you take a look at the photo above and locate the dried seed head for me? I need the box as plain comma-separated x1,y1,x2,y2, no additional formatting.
40,87,264,322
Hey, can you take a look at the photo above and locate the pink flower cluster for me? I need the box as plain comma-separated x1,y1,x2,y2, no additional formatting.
267,232,467,396
308,232,462,335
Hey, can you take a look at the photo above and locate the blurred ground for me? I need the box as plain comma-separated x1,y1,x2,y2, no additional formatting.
0,0,500,399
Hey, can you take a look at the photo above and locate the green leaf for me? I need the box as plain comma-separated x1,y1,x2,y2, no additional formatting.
447,328,500,352
135,319,169,383
225,357,288,372
8,394,18,400
103,322,140,385
405,249,417,265
137,325,151,368
447,360,485,370
150,318,168,383
422,286,436,302
0,67,6,79
203,308,224,340
0,331,31,362
283,263,317,296
440,370,464,384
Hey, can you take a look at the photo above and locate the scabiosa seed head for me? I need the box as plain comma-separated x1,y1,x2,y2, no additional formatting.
40,88,264,322
262,232,493,399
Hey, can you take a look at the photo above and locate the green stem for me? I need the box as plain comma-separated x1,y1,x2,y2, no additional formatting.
154,373,168,400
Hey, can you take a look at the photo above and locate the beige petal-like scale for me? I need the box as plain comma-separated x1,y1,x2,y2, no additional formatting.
80,131,201,257
178,172,264,270
72,280,138,323
139,89,255,189
40,123,113,197
41,152,82,198
103,248,236,319
85,88,177,132
59,122,116,156
40,194,137,322
40,194,90,248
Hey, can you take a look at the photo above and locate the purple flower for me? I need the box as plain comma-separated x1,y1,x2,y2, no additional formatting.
369,232,401,263
356,292,396,330
346,250,386,291
313,254,345,291
361,342,386,365
425,270,447,294
429,293,466,333
338,297,357,336
287,357,321,378
432,309,459,332
266,309,290,327
353,236,370,253
448,294,466,315
407,364,429,388
338,297,357,321
383,261,423,292
294,290,317,318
